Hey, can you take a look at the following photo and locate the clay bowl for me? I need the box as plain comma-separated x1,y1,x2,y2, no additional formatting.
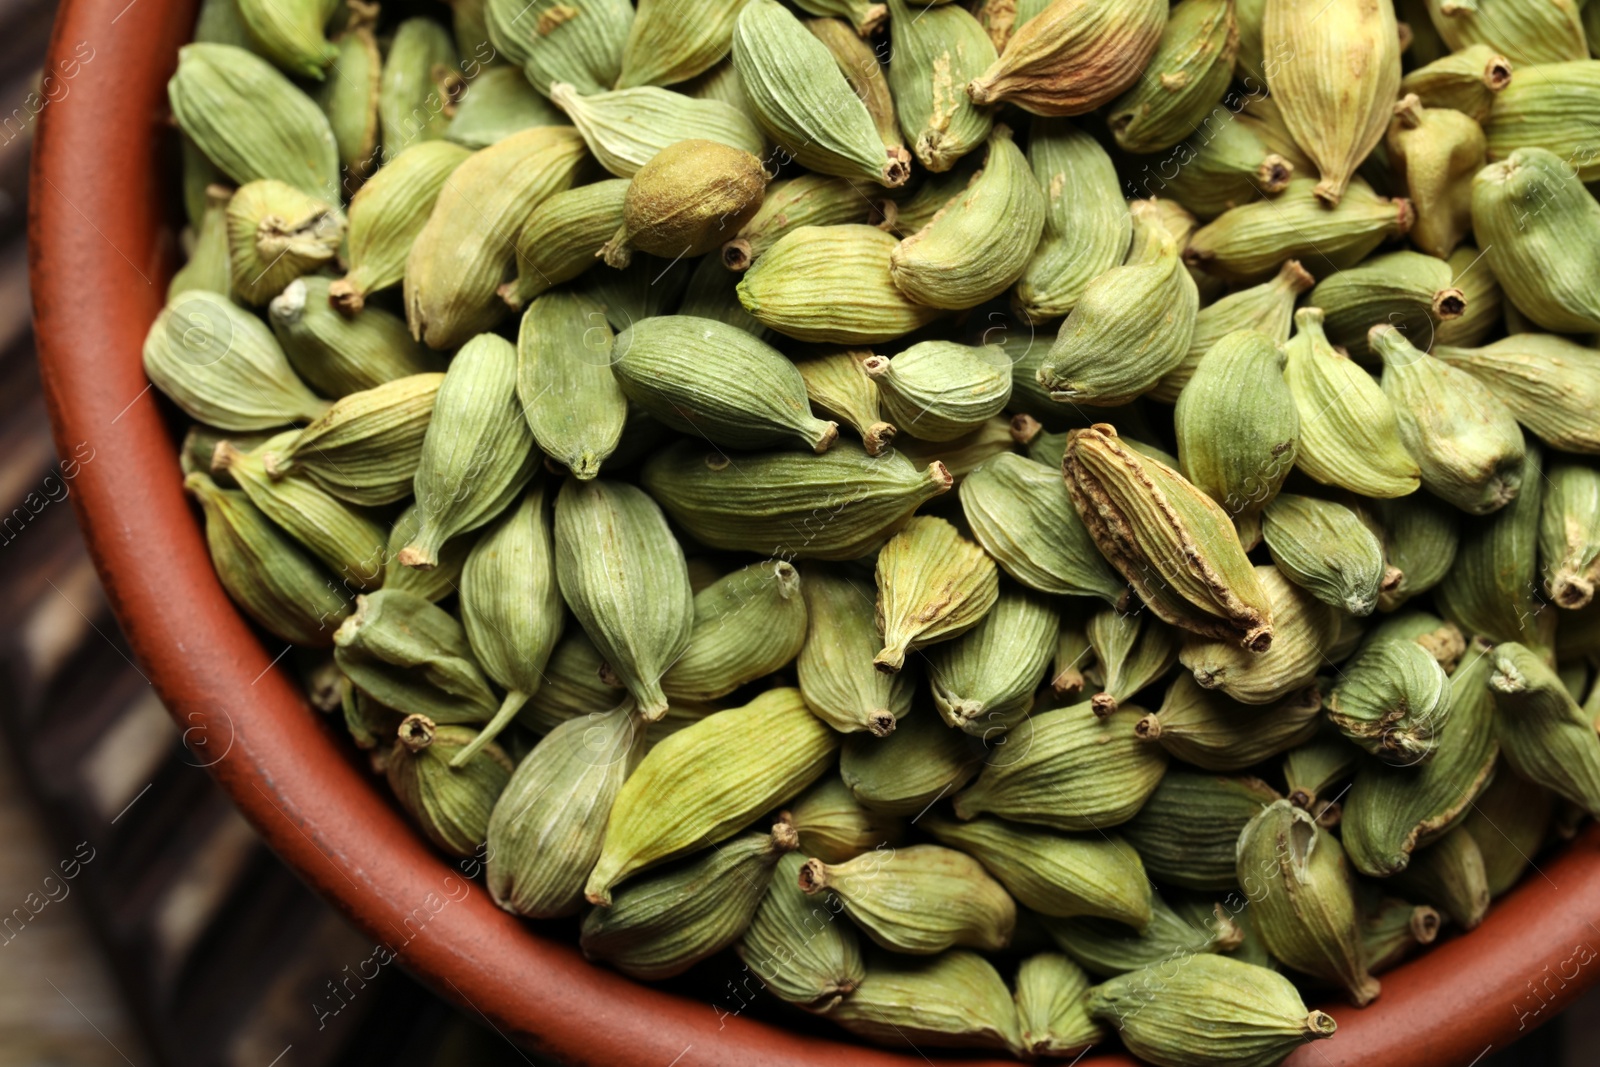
27,0,1600,1062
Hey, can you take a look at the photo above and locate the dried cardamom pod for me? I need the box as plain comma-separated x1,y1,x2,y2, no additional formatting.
953,704,1167,830
1153,117,1298,223
796,565,916,737
1283,726,1359,813
971,0,1050,51
1474,147,1600,334
169,44,340,201
379,504,470,603
331,140,472,313
483,0,631,96
1037,201,1199,405
550,83,764,177
873,516,999,672
385,714,513,857
269,277,445,398
333,588,499,722
168,183,233,300
737,851,865,1010
1064,424,1275,651
1262,494,1394,616
1083,608,1177,717
486,701,645,917
1423,0,1585,65
784,775,905,862
1263,0,1399,205
798,843,1015,954
1460,762,1553,897
922,813,1150,927
522,630,625,731
1138,673,1322,771
643,439,951,559
618,0,745,87
377,19,457,157
1539,463,1600,609
897,419,1018,484
889,126,1046,310
1123,771,1282,891
805,16,908,171
514,290,627,480
725,176,882,273
1391,825,1491,929
405,127,587,349
884,0,996,172
1311,252,1466,362
1107,0,1239,155
235,0,336,79
841,700,982,814
224,179,343,306
662,560,808,701
1179,565,1342,705
1484,58,1600,180
1044,892,1241,978
966,0,1166,116
732,0,909,186
1490,641,1600,819
861,342,1011,442
582,821,799,978
500,180,630,310
928,584,1057,734
795,350,896,456
1013,953,1104,1059
444,65,566,150
1359,612,1467,674
1152,260,1311,405
1367,492,1459,611
1386,95,1484,258
553,478,693,722
1327,638,1453,764
145,289,329,431
831,949,1021,1051
1359,889,1441,974
1433,333,1600,455
182,425,271,486
1400,43,1511,122
185,471,352,644
1237,800,1379,1006
1283,307,1421,500
888,153,981,238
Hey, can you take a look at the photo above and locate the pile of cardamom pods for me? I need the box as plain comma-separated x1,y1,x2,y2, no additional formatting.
141,0,1600,1060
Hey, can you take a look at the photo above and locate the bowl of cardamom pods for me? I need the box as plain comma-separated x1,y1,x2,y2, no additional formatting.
30,0,1600,1061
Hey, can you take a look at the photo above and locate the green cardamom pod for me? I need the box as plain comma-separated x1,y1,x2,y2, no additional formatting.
971,0,1049,52
1327,638,1454,764
884,0,996,172
1123,771,1282,891
642,439,952,560
797,565,915,737
1359,889,1441,974
618,0,744,88
1391,824,1491,929
313,9,379,176
1460,761,1553,897
385,714,513,857
861,341,1011,441
1013,953,1104,1058
1108,0,1239,155
553,478,693,721
333,587,500,722
1283,725,1359,813
783,775,905,862
805,16,907,169
1490,641,1600,819
873,516,998,671
1084,607,1177,717
1152,260,1311,405
922,812,1150,926
269,277,444,398
723,175,886,273
500,179,629,311
1044,892,1242,978
1312,251,1468,362
798,843,1015,954
486,701,644,916
169,183,234,301
1360,612,1468,674
1179,565,1342,705
1367,492,1459,611
737,851,865,1010
378,19,458,158
1401,43,1512,122
550,83,763,178
145,289,329,431
1433,333,1600,456
1539,462,1600,609
514,291,627,479
600,139,767,267
1485,58,1600,181
224,179,343,306
1153,117,1298,223
792,0,885,35
840,702,981,813
400,334,537,568
662,560,808,701
928,584,1057,734
377,504,468,602
1386,95,1484,259
182,424,271,486
522,630,626,731
794,350,896,455
484,0,631,96
832,949,1021,1051
1425,0,1585,65
676,252,770,337
1262,494,1394,616
966,0,1165,116
445,66,566,150
887,153,980,238
586,687,839,903
1138,673,1322,771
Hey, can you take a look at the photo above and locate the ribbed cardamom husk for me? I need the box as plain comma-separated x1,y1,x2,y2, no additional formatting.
377,18,457,158
1088,953,1337,1067
841,701,982,813
1359,888,1441,974
642,439,951,559
784,775,905,862
168,183,233,300
1486,58,1600,179
385,714,514,857
582,821,799,978
1107,0,1238,155
738,224,944,343
1037,201,1199,405
1283,307,1421,499
794,350,896,456
613,315,837,451
1043,892,1242,978
404,127,587,348
169,44,340,201
1262,494,1393,616
1138,673,1322,772
1490,641,1600,819
586,688,839,902
889,126,1045,310
483,0,631,96
1328,637,1454,765
1538,463,1600,610
1366,492,1460,611
883,0,995,172
1123,771,1282,891
333,587,499,723
725,176,884,274
313,8,380,175
1400,43,1512,122
183,425,271,486
1283,725,1360,813
928,585,1057,734
235,0,336,79
1473,146,1600,334
400,334,536,568
269,276,444,398
966,0,1166,117
549,83,764,178
1185,177,1413,283
1013,953,1105,1058
971,0,1051,51
331,140,472,313
224,179,343,306
1423,0,1585,65
831,949,1021,1051
1153,117,1299,223
444,65,567,150
802,16,901,155
145,289,329,431
1152,260,1311,405
1064,424,1276,651
1237,800,1379,1006
662,560,808,700
1342,640,1498,876
732,0,909,187
553,478,693,722
1385,95,1484,259
861,342,1011,442
514,291,627,480
1373,324,1525,515
1460,762,1553,897
922,813,1150,926
1014,116,1131,321
737,851,865,1010
873,516,999,672
1311,251,1466,363
485,701,644,917
1175,329,1299,547
499,180,629,310
953,703,1167,830
521,630,625,731
1179,565,1342,705
889,152,982,238
603,140,767,266
1391,824,1491,929
1433,334,1600,455
797,843,1016,954
185,472,353,644
617,0,745,87
1263,0,1399,205
1359,612,1467,674
1083,608,1177,717
901,420,1024,486
797,565,915,736
381,503,473,602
